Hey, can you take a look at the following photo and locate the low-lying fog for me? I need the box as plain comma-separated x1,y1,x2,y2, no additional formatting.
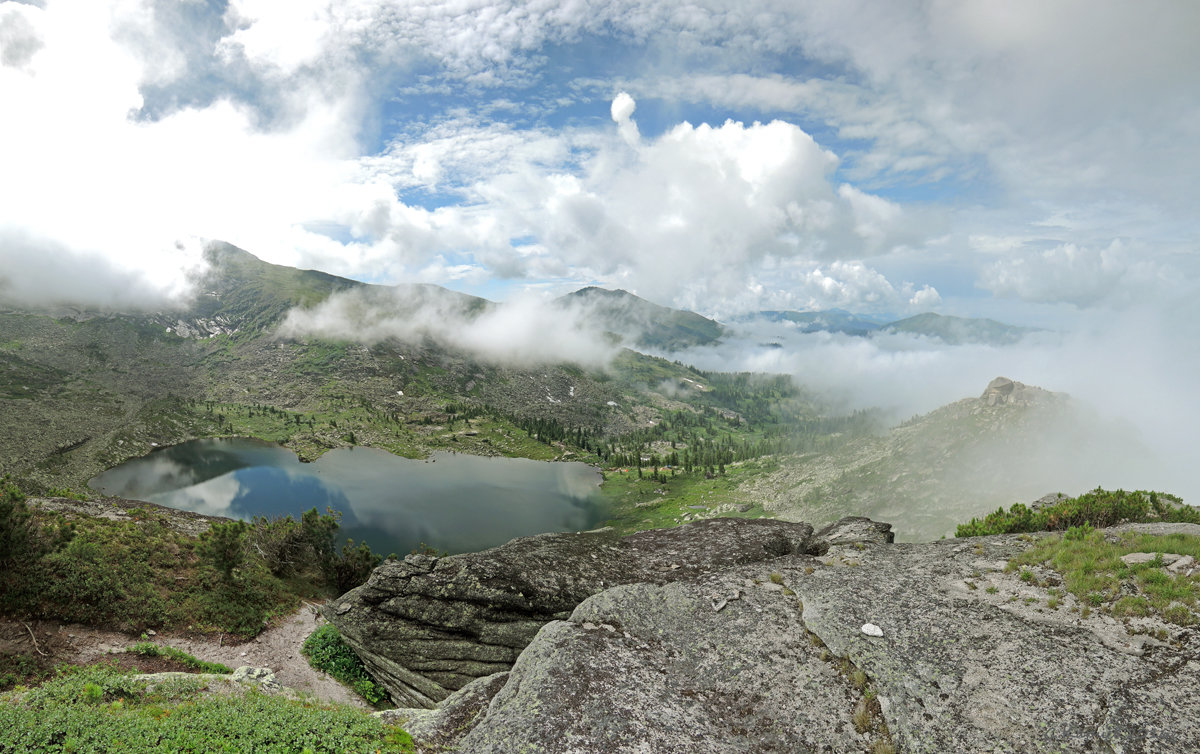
279,286,1200,513
666,306,1200,511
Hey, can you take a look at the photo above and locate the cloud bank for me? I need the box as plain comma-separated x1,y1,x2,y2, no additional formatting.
277,285,620,369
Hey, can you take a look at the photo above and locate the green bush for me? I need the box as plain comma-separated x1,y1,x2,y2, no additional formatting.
41,535,126,621
0,664,414,753
301,625,390,706
191,569,292,637
956,488,1199,537
2,479,376,637
329,540,382,594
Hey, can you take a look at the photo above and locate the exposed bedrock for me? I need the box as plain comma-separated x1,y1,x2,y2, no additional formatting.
348,518,1200,752
327,517,826,708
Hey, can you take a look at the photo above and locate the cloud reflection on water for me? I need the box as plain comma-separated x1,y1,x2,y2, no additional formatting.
90,441,605,556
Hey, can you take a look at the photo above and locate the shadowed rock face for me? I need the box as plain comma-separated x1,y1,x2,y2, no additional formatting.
327,518,820,708
354,519,1200,753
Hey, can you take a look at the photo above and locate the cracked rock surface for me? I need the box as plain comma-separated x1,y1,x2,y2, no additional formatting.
337,519,1200,753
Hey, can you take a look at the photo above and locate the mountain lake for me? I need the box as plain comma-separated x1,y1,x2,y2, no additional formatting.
89,438,608,556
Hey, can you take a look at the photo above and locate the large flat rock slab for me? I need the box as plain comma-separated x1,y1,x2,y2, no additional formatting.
778,535,1198,752
328,518,819,707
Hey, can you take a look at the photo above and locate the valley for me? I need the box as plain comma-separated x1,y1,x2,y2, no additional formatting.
0,244,1139,544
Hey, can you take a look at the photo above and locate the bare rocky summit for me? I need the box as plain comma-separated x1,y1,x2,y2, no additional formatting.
979,375,1054,407
331,517,1200,753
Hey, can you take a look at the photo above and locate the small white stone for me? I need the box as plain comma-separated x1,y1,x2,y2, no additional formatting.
861,623,884,637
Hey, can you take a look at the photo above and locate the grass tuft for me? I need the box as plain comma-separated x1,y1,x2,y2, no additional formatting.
125,641,233,674
1007,529,1200,623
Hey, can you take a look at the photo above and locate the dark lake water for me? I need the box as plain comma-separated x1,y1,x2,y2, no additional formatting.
88,438,607,556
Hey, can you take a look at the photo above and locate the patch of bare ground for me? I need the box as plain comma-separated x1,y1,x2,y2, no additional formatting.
1,604,368,708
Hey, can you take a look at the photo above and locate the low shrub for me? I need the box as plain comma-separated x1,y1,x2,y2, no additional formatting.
250,509,382,593
197,520,249,581
1,479,380,638
956,488,1199,538
0,664,414,753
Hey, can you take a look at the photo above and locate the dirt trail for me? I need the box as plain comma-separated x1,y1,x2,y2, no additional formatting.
3,605,368,709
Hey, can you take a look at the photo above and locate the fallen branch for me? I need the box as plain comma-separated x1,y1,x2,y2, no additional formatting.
19,620,48,657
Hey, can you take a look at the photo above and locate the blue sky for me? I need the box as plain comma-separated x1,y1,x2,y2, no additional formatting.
1,0,1198,327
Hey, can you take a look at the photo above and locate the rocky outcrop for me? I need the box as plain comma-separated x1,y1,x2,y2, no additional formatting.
979,375,1052,407
340,518,1200,753
327,518,821,708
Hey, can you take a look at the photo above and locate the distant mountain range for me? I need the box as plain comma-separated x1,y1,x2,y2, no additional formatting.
743,309,1038,346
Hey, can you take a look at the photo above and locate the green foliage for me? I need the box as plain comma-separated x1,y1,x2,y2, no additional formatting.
2,488,372,637
1008,529,1200,624
191,569,292,637
956,488,1199,537
250,508,383,593
41,534,127,621
301,625,390,706
0,651,48,690
196,520,249,581
330,540,383,594
0,476,74,612
126,642,233,674
0,664,414,753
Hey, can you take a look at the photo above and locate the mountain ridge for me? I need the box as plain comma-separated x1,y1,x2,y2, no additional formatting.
740,308,1038,346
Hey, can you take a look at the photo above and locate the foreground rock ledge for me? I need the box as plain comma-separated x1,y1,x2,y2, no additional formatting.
333,519,1200,753
327,517,829,708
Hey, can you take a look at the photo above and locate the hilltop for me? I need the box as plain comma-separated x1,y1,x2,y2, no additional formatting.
557,286,726,351
740,377,1153,540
